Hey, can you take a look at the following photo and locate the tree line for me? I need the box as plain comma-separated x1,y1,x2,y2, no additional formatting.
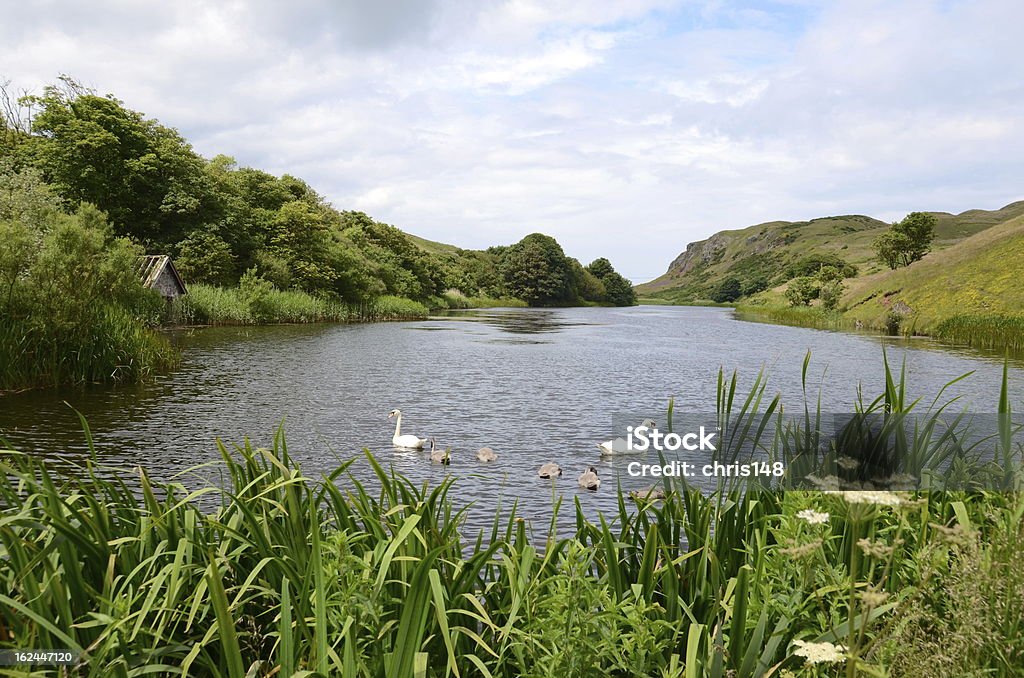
1,76,634,309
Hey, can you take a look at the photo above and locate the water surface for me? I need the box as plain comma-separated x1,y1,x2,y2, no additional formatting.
2,306,1022,533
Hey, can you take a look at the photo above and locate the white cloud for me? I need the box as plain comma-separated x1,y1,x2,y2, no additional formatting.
2,0,1023,283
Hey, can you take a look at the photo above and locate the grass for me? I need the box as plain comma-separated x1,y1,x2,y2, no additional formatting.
639,202,1024,353
932,314,1024,353
171,285,429,325
0,305,178,392
1,355,1022,676
733,303,851,331
842,211,1024,332
432,290,529,309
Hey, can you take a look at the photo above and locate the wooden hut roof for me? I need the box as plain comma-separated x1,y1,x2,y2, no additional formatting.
138,255,188,295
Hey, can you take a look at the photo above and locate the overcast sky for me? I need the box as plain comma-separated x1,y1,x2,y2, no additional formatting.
4,0,1022,282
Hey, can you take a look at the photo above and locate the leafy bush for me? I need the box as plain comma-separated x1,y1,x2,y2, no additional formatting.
785,276,820,306
785,254,857,280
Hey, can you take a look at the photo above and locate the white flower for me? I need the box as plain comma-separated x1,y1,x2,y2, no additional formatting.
792,639,847,664
796,509,830,525
833,490,903,506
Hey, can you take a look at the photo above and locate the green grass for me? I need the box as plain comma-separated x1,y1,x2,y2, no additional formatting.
843,212,1024,333
639,202,1024,353
1,355,1022,675
734,303,851,331
637,201,1024,300
432,290,528,309
932,314,1024,353
171,285,429,325
0,305,177,392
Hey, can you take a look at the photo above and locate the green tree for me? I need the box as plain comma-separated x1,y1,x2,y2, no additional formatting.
785,276,819,306
499,233,573,306
569,258,606,303
894,212,936,264
270,201,336,292
873,212,936,269
818,279,844,311
585,257,637,306
175,230,236,286
873,230,911,269
710,276,742,303
26,80,216,246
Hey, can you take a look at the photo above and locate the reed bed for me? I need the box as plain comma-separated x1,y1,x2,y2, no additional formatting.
733,304,851,332
434,291,529,310
1,356,1022,676
0,307,177,391
933,313,1024,353
170,286,429,326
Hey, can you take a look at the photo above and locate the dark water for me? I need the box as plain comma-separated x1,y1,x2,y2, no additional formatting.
2,306,1022,534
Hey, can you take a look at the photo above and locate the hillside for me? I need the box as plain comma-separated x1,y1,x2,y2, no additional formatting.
637,202,1024,304
842,209,1024,331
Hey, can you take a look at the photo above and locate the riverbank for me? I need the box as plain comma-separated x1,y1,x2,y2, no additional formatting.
170,284,529,326
2,358,1021,676
171,284,431,325
735,302,1024,354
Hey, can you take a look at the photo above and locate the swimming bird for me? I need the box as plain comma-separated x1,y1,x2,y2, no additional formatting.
629,485,665,501
538,462,562,479
388,409,427,449
597,419,657,455
578,466,601,491
428,439,451,465
476,447,498,462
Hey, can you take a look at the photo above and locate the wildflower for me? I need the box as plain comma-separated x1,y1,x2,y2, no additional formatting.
833,490,903,506
859,588,889,607
805,473,841,490
857,537,902,558
780,538,822,559
792,639,846,664
930,522,975,546
796,508,830,525
837,456,860,471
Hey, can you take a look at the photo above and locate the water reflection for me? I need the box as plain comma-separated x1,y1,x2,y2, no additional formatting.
3,306,1023,534
432,308,595,334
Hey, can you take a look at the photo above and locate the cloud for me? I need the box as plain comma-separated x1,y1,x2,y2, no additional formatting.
2,0,1023,282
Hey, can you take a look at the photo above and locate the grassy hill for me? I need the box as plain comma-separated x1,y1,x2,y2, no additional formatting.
842,209,1024,335
637,202,1024,305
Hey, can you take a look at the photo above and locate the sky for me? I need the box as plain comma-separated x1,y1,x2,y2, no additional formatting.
3,0,1023,283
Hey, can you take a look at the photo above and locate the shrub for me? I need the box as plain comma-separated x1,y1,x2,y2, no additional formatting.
785,276,819,306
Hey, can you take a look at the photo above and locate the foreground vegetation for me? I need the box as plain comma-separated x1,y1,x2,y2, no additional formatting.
1,356,1021,676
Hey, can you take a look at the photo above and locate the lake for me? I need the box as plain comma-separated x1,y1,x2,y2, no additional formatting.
2,306,1022,534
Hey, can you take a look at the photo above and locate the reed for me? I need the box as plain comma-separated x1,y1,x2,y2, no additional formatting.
434,291,529,309
1,356,1021,676
932,313,1024,353
0,306,177,391
170,286,429,326
733,304,851,331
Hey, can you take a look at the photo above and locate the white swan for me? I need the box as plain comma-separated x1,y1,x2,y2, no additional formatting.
578,466,601,491
538,462,562,479
597,419,657,455
477,447,498,462
388,409,427,449
428,438,451,465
